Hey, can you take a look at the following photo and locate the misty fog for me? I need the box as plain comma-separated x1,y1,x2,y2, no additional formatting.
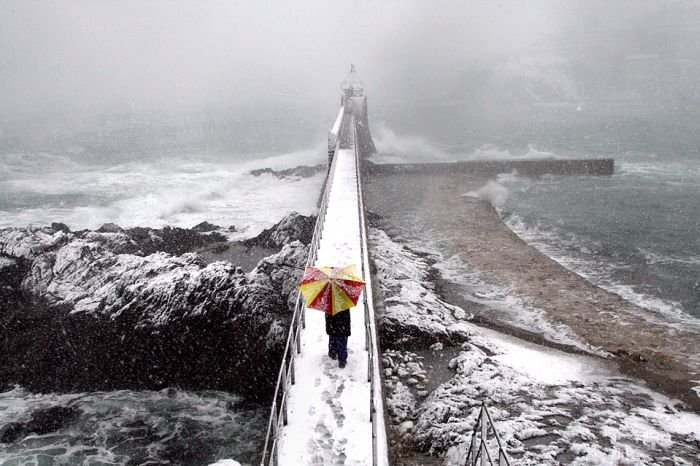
1,0,699,156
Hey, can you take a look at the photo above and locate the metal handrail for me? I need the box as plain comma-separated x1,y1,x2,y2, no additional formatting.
353,116,388,466
259,111,345,466
464,402,511,466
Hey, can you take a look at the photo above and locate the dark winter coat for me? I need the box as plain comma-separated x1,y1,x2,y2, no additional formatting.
325,310,351,337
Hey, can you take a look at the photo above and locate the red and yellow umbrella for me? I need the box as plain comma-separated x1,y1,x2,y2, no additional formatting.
298,264,365,316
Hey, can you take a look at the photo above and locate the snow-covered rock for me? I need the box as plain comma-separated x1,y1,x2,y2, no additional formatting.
0,226,72,259
243,212,315,249
369,228,475,347
371,226,700,465
0,257,16,270
0,214,312,398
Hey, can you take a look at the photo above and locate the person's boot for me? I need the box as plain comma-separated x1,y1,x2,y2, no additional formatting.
339,360,347,368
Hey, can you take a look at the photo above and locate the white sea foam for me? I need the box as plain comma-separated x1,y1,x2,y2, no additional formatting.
0,147,327,239
522,143,557,159
618,159,700,180
431,251,608,355
463,179,510,207
372,124,452,163
0,386,266,464
370,124,570,165
0,152,84,179
639,248,700,266
467,143,513,160
502,212,700,332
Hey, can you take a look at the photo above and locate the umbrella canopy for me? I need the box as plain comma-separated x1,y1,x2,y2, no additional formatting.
298,264,365,316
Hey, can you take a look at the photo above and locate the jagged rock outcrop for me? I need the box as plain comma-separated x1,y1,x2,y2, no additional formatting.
250,164,326,179
0,213,313,399
369,228,473,349
243,212,315,249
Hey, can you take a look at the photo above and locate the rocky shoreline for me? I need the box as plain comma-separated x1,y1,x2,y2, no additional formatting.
0,213,315,400
363,171,700,465
368,225,700,465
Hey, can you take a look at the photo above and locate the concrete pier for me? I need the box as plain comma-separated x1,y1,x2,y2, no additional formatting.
364,157,615,177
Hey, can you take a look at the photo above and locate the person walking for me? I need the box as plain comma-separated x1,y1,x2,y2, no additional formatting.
299,264,364,369
326,310,350,368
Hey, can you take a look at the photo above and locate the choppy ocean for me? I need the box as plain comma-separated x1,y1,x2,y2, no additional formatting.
373,103,699,324
0,122,328,465
500,150,700,324
1,103,699,463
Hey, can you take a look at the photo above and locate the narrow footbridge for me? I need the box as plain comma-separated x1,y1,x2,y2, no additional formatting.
261,74,389,465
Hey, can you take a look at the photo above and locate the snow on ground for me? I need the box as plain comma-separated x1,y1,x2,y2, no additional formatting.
276,144,387,464
0,256,15,269
0,227,71,259
372,228,700,465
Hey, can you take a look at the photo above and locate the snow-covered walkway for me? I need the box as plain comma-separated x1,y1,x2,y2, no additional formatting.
276,132,387,464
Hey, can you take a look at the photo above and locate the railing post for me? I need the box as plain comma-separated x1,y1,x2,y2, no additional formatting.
290,349,296,385
296,321,302,353
467,407,480,466
271,400,278,441
480,403,488,466
281,368,288,426
371,406,378,465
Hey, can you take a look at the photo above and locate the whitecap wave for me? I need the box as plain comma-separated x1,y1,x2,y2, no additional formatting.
468,143,513,160
0,386,265,465
522,143,557,159
463,180,510,208
503,213,700,331
372,124,452,163
0,147,327,238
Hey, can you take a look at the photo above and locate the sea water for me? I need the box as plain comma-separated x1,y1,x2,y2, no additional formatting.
0,114,328,465
0,387,266,465
373,102,700,324
499,150,700,323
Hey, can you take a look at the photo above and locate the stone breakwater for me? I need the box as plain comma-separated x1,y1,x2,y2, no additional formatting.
0,213,314,400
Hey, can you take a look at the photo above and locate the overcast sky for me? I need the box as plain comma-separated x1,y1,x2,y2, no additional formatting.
1,0,698,120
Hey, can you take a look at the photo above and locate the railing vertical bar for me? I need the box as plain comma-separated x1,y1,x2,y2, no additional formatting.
290,348,296,385
480,404,488,466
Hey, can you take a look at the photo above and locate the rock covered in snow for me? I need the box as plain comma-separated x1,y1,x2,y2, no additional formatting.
0,213,312,398
0,226,71,259
369,228,475,347
243,212,315,249
20,235,305,327
372,225,700,465
249,240,309,312
250,164,326,180
0,256,16,270
387,382,416,424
